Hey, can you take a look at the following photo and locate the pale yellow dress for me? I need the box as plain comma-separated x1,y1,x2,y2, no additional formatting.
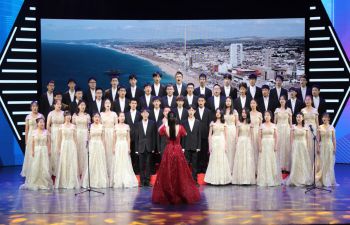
47,110,64,176
250,111,262,171
275,108,292,171
224,111,238,171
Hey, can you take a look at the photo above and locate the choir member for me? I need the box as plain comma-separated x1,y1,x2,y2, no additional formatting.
297,75,312,103
224,96,239,171
84,77,97,107
113,86,130,114
21,101,44,177
72,100,90,176
62,78,76,106
139,83,154,110
151,71,166,97
158,106,171,156
287,87,304,125
234,82,252,115
195,95,212,173
270,75,288,107
104,75,119,102
69,88,83,115
194,73,212,100
20,117,52,190
250,99,262,171
274,95,292,173
82,113,108,188
287,113,312,186
207,84,225,114
126,74,144,100
181,105,201,184
46,99,64,176
247,73,262,100
55,111,80,189
174,96,188,123
221,73,237,100
311,84,326,125
257,84,277,121
184,83,198,109
232,108,256,185
149,97,164,154
89,87,105,116
205,109,231,185
135,108,156,187
52,92,69,111
39,80,55,119
161,84,177,108
173,71,187,96
257,111,281,187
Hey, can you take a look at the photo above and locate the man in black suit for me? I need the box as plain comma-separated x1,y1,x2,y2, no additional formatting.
234,82,252,116
181,105,201,183
207,84,225,114
221,74,237,100
151,71,166,97
84,77,97,109
161,84,177,108
139,83,154,110
113,86,130,114
125,99,142,173
270,75,288,107
247,73,262,100
104,75,119,102
39,80,55,119
194,73,212,100
51,92,69,112
69,88,83,115
174,71,187,96
195,95,212,173
257,84,277,117
297,75,312,103
184,83,198,109
287,87,304,124
174,96,189,124
62,78,76,106
126,74,144,100
135,108,156,187
311,84,326,124
89,88,105,116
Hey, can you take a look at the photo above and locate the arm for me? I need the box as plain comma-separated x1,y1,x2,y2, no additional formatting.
31,136,35,157
73,126,78,151
135,125,139,154
197,123,202,152
224,125,228,152
47,133,51,156
332,129,336,154
46,113,52,133
127,129,131,154
57,127,62,155
317,128,321,154
24,118,29,145
290,127,294,147
258,127,262,152
274,127,278,152
208,124,213,153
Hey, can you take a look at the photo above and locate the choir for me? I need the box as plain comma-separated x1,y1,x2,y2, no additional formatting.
20,72,337,190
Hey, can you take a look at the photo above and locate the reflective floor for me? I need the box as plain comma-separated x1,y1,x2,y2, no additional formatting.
0,165,350,224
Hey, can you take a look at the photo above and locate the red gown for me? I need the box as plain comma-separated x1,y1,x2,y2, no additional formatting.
152,125,201,204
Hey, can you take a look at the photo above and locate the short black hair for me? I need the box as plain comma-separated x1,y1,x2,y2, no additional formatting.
239,82,248,89
67,78,76,84
54,91,62,97
144,83,152,88
213,83,221,88
47,80,55,85
110,75,119,81
187,83,195,88
129,98,138,103
76,88,83,93
223,73,232,80
188,104,197,111
88,77,97,83
152,96,161,102
95,87,103,92
118,86,127,91
198,94,206,100
129,74,137,80
261,84,270,90
175,71,183,77
152,72,162,77
275,75,284,81
199,73,207,79
312,84,320,90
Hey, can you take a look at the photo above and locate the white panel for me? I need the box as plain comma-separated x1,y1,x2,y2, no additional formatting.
310,47,335,51
0,80,37,83
309,78,349,82
320,89,344,93
329,26,350,73
309,68,344,72
2,90,37,94
8,101,33,105
0,27,17,66
326,110,335,113
7,58,37,63
310,27,325,31
11,48,37,52
325,99,339,103
310,17,320,20
17,122,26,125
25,17,36,21
20,27,36,32
2,69,37,73
13,111,31,115
309,57,339,61
309,37,330,41
16,38,36,42
310,6,316,10
29,6,36,10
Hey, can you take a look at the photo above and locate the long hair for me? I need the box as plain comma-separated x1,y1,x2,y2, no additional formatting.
239,107,251,124
296,112,305,127
167,111,178,140
76,100,87,114
225,96,234,115
214,108,225,123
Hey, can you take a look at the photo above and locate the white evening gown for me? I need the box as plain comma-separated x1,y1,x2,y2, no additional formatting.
275,108,292,171
224,112,238,171
48,110,64,176
73,113,90,176
250,112,262,172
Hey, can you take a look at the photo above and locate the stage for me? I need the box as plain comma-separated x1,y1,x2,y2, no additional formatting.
0,165,349,224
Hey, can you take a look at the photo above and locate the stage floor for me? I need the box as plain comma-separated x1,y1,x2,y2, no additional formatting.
0,165,350,224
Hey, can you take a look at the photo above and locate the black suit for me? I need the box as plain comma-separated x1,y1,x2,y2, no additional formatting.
104,88,119,102
62,91,75,106
312,97,326,124
220,86,237,100
233,96,252,116
139,95,154,110
39,92,54,119
194,107,211,172
184,95,198,109
270,87,288,107
206,96,226,113
247,86,263,100
151,84,166,97
194,87,212,100
174,107,189,124
83,89,96,109
89,100,105,116
149,108,164,173
125,110,142,172
296,87,312,102
161,96,177,108
135,120,156,185
174,83,187,96
287,98,304,124
126,86,144,100
181,119,201,181
69,100,80,115
113,98,130,114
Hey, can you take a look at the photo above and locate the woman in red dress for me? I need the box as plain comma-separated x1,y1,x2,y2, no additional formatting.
152,111,201,204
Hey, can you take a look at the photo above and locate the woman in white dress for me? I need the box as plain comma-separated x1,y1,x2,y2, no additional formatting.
204,109,231,185
21,101,44,177
72,100,90,177
110,112,139,188
274,95,292,173
250,99,262,172
100,99,118,180
47,100,64,176
82,113,108,189
287,113,312,186
232,108,256,185
55,111,80,189
224,96,238,171
257,111,281,187
20,118,52,190
317,113,337,187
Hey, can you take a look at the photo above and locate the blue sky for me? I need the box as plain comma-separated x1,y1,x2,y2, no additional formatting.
41,18,304,41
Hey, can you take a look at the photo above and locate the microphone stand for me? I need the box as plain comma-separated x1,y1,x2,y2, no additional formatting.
76,123,105,196
305,124,331,194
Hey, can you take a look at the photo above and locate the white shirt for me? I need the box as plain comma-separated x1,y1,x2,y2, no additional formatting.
188,118,195,132
167,95,173,107
145,94,151,107
154,83,160,96
200,87,206,95
187,94,193,105
96,99,102,112
178,107,183,120
224,86,231,97
176,83,183,96
301,86,307,101
69,90,75,102
263,96,269,111
214,95,220,109
119,98,125,112
142,120,148,135
154,108,160,122
112,87,117,101
47,92,53,106
130,110,137,123
131,86,136,98
90,89,96,101
290,98,296,113
249,85,256,98
313,96,320,109
276,87,281,99
198,107,204,120
240,96,246,108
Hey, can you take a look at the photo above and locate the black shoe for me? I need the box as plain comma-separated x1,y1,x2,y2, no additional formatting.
195,182,200,187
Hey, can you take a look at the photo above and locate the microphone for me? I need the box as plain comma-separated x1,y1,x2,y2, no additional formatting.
309,124,313,132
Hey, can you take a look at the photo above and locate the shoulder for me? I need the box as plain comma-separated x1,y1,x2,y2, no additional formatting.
209,121,215,127
274,108,280,114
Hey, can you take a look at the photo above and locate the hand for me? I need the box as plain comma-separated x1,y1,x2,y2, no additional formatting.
48,151,51,157
274,147,277,152
162,118,167,124
152,150,155,153
182,149,185,153
32,151,34,157
317,150,320,155
135,152,139,155
113,150,115,155
259,148,262,153
196,149,200,152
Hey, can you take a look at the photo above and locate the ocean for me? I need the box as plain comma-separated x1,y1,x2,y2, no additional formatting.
41,42,175,93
